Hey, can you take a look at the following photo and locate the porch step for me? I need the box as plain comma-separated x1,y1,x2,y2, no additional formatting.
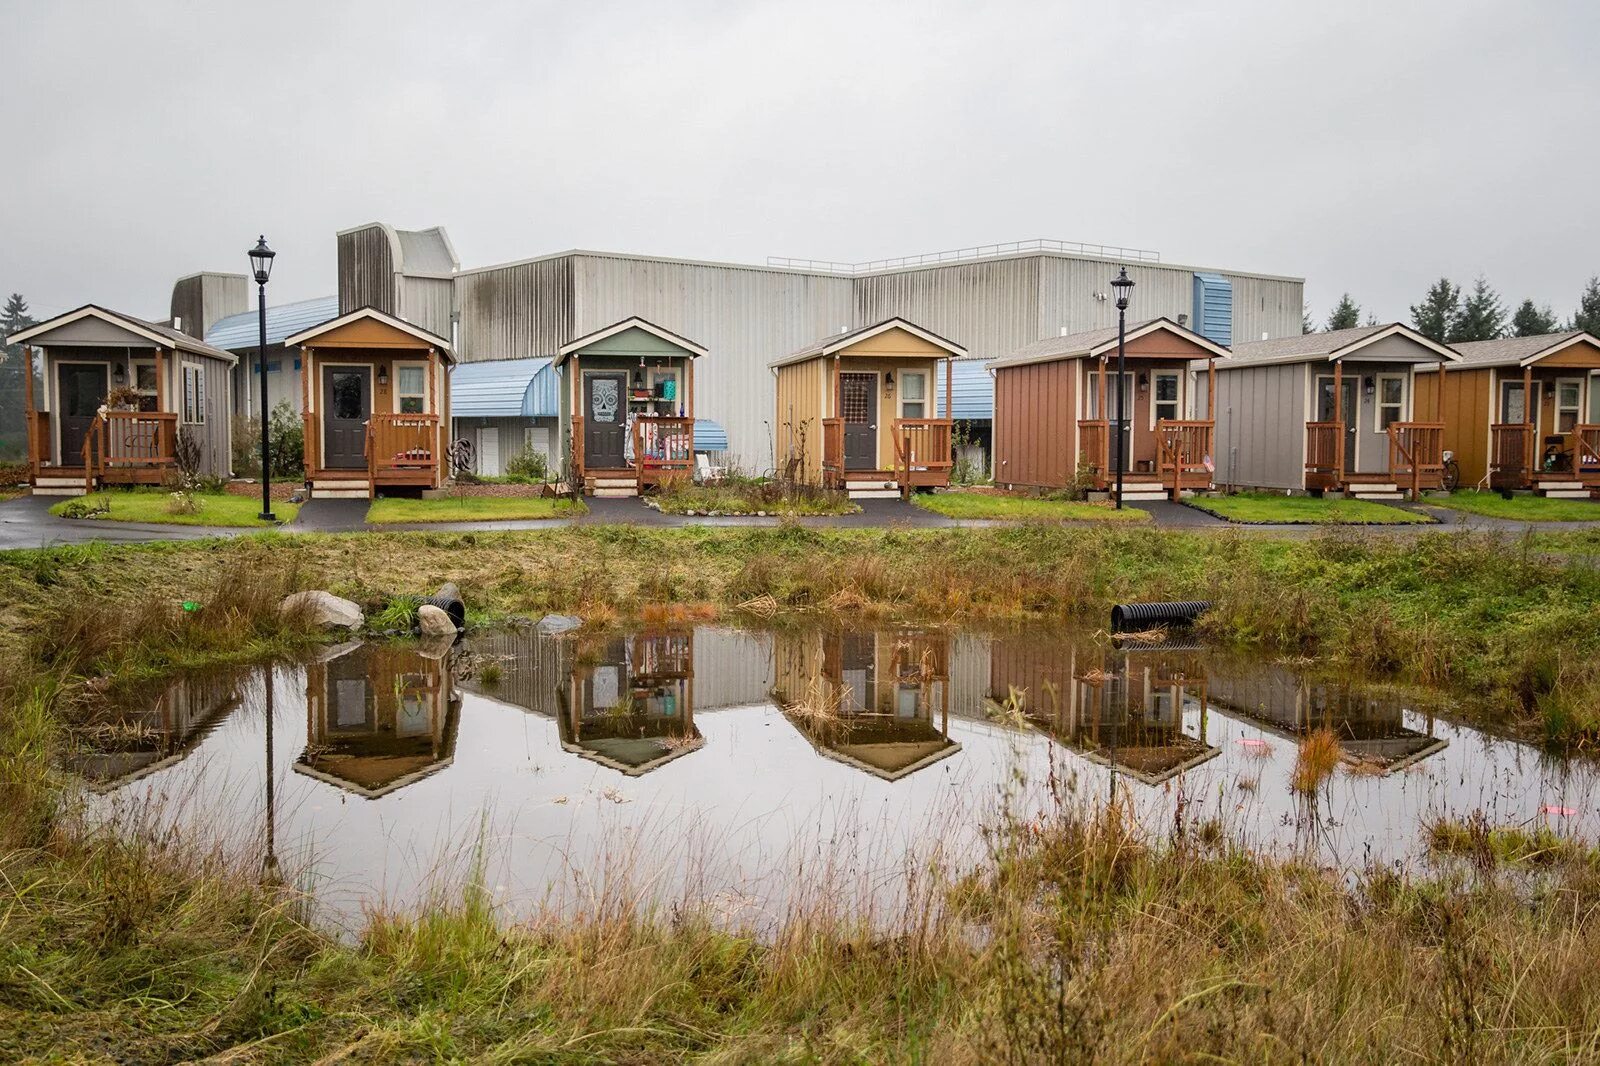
34,476,89,489
1536,480,1583,490
1115,490,1171,503
1351,491,1405,501
311,479,371,500
592,487,639,498
850,489,903,500
32,485,87,497
590,477,639,489
1541,490,1593,500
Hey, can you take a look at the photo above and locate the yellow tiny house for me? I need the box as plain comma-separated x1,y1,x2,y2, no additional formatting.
771,318,965,497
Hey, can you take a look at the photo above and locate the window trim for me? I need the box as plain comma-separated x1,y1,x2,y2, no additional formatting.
1150,371,1182,429
181,362,206,425
1373,373,1406,434
1554,376,1584,434
392,360,430,415
898,369,929,420
1499,378,1529,424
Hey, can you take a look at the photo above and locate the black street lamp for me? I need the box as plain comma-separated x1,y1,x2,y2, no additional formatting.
248,236,276,521
1110,267,1135,509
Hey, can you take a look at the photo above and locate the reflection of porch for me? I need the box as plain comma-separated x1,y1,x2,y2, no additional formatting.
27,409,178,495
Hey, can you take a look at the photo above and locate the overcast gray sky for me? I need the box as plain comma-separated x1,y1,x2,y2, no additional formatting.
4,0,1597,327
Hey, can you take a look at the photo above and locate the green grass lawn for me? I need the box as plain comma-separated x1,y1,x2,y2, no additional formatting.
50,489,297,527
366,495,586,524
1185,492,1432,525
1426,490,1600,522
913,491,1149,521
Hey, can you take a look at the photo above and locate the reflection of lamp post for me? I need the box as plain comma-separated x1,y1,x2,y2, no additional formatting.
1110,268,1135,509
248,237,277,521
262,665,280,884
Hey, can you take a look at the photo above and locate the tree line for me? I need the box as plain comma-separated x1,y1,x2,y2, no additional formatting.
1304,276,1600,341
1,293,35,462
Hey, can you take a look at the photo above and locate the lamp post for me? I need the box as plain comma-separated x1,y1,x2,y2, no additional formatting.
1110,267,1135,509
249,237,276,521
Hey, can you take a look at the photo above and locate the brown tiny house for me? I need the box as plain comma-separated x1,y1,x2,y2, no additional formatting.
989,318,1230,502
771,318,965,498
556,317,706,498
283,307,454,499
9,304,237,496
1417,331,1600,496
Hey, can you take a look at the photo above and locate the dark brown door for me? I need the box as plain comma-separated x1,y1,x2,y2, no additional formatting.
322,367,371,470
1316,377,1359,474
584,372,628,469
57,363,107,466
840,372,877,471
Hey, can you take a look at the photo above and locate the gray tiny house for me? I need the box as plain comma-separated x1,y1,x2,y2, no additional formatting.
1212,324,1459,498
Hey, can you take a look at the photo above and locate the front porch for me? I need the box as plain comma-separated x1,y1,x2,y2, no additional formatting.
1490,423,1600,495
1078,417,1217,502
1305,421,1446,499
25,409,179,495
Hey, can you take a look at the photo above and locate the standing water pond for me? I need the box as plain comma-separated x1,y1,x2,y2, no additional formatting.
83,623,1600,931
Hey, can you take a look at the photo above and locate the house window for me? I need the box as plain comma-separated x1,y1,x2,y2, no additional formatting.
182,364,206,424
899,371,927,419
132,362,159,412
1500,380,1528,423
1375,375,1405,431
1555,379,1582,433
1590,375,1600,424
1153,373,1180,425
396,365,426,414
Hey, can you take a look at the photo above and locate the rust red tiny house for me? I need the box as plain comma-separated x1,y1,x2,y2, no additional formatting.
989,318,1230,501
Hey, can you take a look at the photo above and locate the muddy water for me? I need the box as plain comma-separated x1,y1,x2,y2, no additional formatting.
84,625,1600,930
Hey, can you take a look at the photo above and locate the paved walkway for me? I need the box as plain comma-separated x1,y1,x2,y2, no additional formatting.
3,491,1598,551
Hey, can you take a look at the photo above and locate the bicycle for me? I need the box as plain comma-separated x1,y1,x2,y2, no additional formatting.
1440,450,1460,493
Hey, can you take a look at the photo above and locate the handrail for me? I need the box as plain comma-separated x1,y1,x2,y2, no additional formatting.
571,415,585,484
1575,424,1600,472
366,413,440,487
821,417,844,483
1387,421,1444,500
25,410,50,477
1489,423,1533,489
633,415,694,488
891,418,953,496
1078,420,1109,488
1305,422,1343,490
1156,419,1214,500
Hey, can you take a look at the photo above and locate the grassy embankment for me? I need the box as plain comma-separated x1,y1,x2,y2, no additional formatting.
1428,490,1600,522
651,478,859,515
4,527,1600,1059
365,495,586,524
48,488,299,527
913,491,1148,521
1185,491,1432,524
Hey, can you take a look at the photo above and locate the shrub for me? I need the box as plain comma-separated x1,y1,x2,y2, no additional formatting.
504,447,551,483
267,400,304,477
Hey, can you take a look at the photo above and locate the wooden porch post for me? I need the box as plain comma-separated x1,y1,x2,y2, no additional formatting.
155,347,167,412
944,356,953,421
831,355,840,418
22,346,35,474
686,356,695,418
1332,360,1344,484
1207,358,1216,421
1436,360,1446,423
1524,363,1535,480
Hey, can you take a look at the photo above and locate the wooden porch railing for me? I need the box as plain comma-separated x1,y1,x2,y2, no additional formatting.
1078,420,1109,489
634,415,694,487
79,410,178,491
821,418,844,486
1388,421,1445,500
1575,425,1600,479
1155,420,1214,500
25,410,50,476
366,413,440,488
891,418,954,494
1489,423,1534,490
1304,422,1343,491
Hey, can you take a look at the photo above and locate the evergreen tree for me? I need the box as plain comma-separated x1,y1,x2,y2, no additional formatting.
1573,276,1600,335
1409,278,1460,342
1301,303,1315,334
1448,277,1506,343
1325,293,1361,331
1511,299,1559,337
0,293,36,462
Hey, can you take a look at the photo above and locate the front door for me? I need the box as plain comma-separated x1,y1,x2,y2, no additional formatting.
584,372,628,469
57,363,107,466
840,372,877,471
1316,376,1359,473
322,366,371,470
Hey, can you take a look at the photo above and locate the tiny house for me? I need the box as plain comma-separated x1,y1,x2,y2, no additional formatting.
989,318,1230,502
9,304,237,495
283,307,454,499
1421,331,1600,495
771,318,965,499
1213,324,1459,499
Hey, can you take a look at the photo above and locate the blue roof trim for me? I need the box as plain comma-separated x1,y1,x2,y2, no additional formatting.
205,295,340,351
934,359,994,421
450,358,558,418
694,419,728,452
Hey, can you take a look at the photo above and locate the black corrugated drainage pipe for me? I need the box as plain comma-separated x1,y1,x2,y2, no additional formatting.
422,582,466,631
1110,600,1212,633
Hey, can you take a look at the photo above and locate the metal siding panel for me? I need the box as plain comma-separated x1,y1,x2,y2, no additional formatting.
337,227,396,315
853,258,1041,362
399,276,454,340
457,257,574,364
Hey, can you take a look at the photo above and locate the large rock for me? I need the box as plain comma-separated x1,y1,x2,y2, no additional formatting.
537,613,582,635
281,590,363,630
417,604,457,638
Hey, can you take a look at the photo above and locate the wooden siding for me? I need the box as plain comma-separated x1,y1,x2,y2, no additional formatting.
774,357,827,480
993,359,1077,489
1214,362,1307,491
1537,338,1600,368
1424,367,1491,487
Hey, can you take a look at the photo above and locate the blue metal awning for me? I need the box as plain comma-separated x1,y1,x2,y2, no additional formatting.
450,358,559,418
694,419,728,452
205,295,339,351
935,359,994,421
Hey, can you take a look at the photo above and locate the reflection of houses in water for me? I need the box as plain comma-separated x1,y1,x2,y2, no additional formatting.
988,638,1217,785
72,671,244,791
295,643,460,799
557,631,702,776
773,629,961,781
1206,661,1447,772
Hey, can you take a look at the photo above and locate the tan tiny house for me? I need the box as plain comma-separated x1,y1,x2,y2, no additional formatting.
1416,331,1600,495
771,318,965,498
989,318,1230,502
283,307,454,499
9,304,237,495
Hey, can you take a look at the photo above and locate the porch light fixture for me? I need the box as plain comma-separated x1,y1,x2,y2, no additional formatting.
1138,372,1149,392
114,362,126,384
1364,376,1375,398
377,366,389,387
1110,267,1135,509
885,370,895,396
248,235,276,521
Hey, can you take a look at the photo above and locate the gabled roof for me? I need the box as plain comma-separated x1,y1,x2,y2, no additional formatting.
205,295,340,351
988,317,1230,370
282,306,453,357
7,304,239,364
1450,331,1600,369
1225,323,1460,368
770,317,967,368
555,316,709,365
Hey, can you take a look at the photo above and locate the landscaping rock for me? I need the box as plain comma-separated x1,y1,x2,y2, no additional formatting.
281,590,363,630
414,631,456,660
538,613,582,635
417,604,457,638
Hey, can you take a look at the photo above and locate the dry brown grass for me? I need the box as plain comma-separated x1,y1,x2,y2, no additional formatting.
1291,727,1344,793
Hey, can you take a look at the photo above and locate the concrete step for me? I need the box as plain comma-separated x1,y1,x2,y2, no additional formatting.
312,480,369,490
591,478,638,489
34,477,89,488
32,486,87,497
848,489,902,500
1536,480,1583,490
1540,490,1593,499
593,487,639,498
845,480,897,491
1351,492,1405,501
311,488,371,499
1116,490,1170,502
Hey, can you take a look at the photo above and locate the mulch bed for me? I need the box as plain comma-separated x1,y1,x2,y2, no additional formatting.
224,479,301,502
446,482,555,498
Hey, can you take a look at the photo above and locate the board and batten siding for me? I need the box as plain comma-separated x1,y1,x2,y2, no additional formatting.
993,359,1077,490
773,357,828,481
1418,368,1490,488
182,354,234,478
1213,362,1308,491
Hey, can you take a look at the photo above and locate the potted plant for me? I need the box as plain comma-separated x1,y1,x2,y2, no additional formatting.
104,384,142,411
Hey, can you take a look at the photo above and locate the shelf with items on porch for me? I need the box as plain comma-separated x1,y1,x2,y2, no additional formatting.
282,307,454,500
773,317,966,500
